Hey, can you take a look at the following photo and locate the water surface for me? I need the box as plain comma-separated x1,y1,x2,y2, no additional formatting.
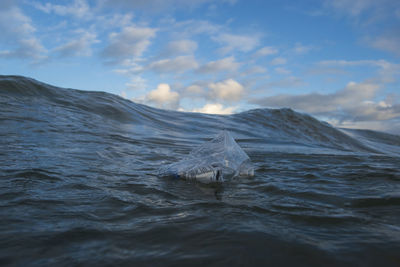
1,76,399,266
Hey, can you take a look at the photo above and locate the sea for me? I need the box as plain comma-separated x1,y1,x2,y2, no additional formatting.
1,75,399,266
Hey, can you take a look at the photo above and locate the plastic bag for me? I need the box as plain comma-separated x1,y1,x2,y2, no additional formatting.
158,130,254,183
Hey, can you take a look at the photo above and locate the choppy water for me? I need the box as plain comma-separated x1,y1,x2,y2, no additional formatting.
1,75,400,266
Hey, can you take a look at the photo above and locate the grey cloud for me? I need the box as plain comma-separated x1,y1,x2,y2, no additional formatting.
316,59,400,83
197,56,240,74
212,33,260,54
251,81,400,124
263,76,305,89
369,32,400,57
0,0,16,9
0,38,46,60
147,55,199,73
54,31,98,57
159,40,198,57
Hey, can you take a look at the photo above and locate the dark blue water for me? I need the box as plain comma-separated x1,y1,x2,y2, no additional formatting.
1,75,400,266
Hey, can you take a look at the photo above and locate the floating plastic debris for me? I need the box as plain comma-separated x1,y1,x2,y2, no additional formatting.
158,130,254,183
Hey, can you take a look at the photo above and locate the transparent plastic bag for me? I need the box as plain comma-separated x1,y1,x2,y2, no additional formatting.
158,130,254,183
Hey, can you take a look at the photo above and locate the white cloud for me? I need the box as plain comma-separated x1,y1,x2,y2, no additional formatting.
96,13,134,29
146,83,180,109
102,26,157,63
147,55,198,73
197,56,240,73
208,79,244,102
270,57,287,65
254,46,278,57
325,0,375,16
99,0,236,13
54,30,98,57
192,103,235,114
0,4,46,61
319,59,389,67
275,67,291,74
293,43,314,54
322,0,400,27
0,7,34,38
213,33,259,54
126,76,147,91
120,91,128,99
169,19,221,38
33,0,91,19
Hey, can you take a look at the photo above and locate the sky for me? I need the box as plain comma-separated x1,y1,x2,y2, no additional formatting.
1,0,399,133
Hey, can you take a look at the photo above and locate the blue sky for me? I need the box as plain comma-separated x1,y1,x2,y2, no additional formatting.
1,0,399,133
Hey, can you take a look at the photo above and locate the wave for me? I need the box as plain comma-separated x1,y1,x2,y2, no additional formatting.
1,75,399,156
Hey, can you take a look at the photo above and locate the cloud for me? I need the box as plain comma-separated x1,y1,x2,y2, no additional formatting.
212,33,259,54
147,55,198,73
251,81,400,125
102,26,157,63
263,76,304,89
252,81,379,113
293,43,314,54
146,83,180,109
253,46,278,57
368,33,400,57
317,59,400,83
0,0,15,9
126,76,147,91
318,59,390,67
0,38,46,60
54,30,98,57
185,84,204,95
321,0,400,28
160,39,198,57
33,0,91,19
270,57,287,65
197,56,240,74
99,0,236,13
0,4,46,61
242,66,268,76
192,103,235,114
169,19,221,38
335,119,400,134
325,0,376,16
274,67,291,74
208,79,244,102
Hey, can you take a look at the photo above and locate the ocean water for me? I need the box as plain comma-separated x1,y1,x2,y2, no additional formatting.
1,75,399,266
